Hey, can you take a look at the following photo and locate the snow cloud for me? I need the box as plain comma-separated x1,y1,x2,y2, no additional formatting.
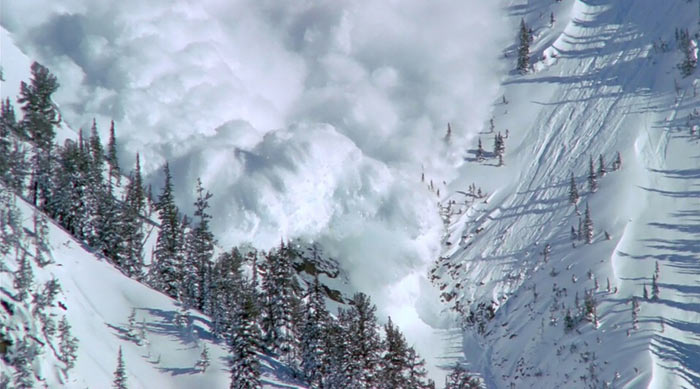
2,0,507,377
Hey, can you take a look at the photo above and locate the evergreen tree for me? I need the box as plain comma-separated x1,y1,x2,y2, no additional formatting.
569,172,579,205
120,154,146,278
345,292,382,388
107,120,121,185
517,19,531,73
196,344,210,372
300,276,329,387
260,244,302,365
96,182,122,262
208,249,246,338
598,154,607,176
185,178,215,310
230,292,262,389
476,138,484,161
380,317,410,389
14,251,33,301
652,274,660,300
12,339,36,389
677,28,697,77
58,316,79,371
493,132,505,165
445,363,482,389
613,151,622,171
405,347,433,389
583,203,594,244
150,162,183,297
32,212,51,267
18,62,60,150
588,155,598,192
113,346,128,389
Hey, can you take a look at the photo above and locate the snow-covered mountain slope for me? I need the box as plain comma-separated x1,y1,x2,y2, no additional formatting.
0,189,304,388
433,0,700,387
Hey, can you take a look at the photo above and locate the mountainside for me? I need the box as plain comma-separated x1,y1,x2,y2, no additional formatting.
2,1,700,388
433,0,700,388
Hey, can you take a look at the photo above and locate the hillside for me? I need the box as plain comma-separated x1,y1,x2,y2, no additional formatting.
433,0,700,388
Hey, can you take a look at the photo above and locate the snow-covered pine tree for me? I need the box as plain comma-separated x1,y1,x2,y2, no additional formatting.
150,162,183,298
230,292,262,389
588,156,598,192
380,317,410,389
406,347,434,389
96,182,123,262
196,344,210,372
208,249,246,338
323,313,352,387
185,178,215,311
613,151,622,170
58,315,78,371
494,132,505,165
260,244,302,365
517,19,531,73
106,120,120,185
583,203,594,244
32,211,51,267
18,62,59,151
113,346,128,389
476,138,484,161
598,154,607,176
569,172,579,205
652,274,660,300
14,251,33,301
345,292,383,388
12,339,36,389
677,28,698,77
120,154,145,278
300,276,329,387
445,363,482,389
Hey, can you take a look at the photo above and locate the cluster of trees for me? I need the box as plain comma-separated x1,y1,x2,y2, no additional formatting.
675,27,697,77
2,62,437,389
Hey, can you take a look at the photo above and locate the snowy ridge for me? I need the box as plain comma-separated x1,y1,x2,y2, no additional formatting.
434,0,700,387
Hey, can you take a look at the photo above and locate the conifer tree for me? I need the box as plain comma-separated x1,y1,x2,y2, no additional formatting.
345,292,382,387
113,346,128,389
300,276,329,387
598,154,607,176
107,120,120,185
517,19,531,73
569,172,579,205
196,344,210,373
230,292,262,389
583,203,594,244
476,138,485,161
120,154,145,278
14,251,33,301
406,347,434,389
380,317,410,389
150,162,183,297
58,316,79,371
588,156,598,192
208,249,246,338
613,151,622,171
493,132,505,165
17,62,60,150
651,274,660,300
33,212,51,267
185,178,215,311
445,363,482,389
677,28,698,77
12,340,35,389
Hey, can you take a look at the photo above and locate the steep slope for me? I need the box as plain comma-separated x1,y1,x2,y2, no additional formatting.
434,0,700,387
0,188,305,388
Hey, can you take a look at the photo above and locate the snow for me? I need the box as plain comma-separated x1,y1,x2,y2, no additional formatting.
3,0,700,387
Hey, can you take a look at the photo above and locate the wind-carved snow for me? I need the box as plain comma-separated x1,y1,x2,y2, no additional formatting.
434,0,700,387
1,0,509,382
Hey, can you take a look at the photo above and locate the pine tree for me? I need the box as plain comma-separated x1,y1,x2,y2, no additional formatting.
651,274,660,300
107,120,121,185
208,249,246,338
613,151,622,170
583,203,594,244
345,292,383,387
196,344,210,372
445,363,482,389
598,154,607,176
643,284,649,300
113,346,128,389
58,316,79,371
185,178,215,310
150,162,183,297
230,292,262,389
476,138,484,161
300,276,329,387
14,251,33,301
17,62,60,150
677,28,698,77
33,212,51,267
260,245,302,364
380,317,410,389
494,132,505,165
588,156,598,192
120,154,146,278
12,339,36,389
569,172,579,205
406,347,433,389
517,19,531,73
